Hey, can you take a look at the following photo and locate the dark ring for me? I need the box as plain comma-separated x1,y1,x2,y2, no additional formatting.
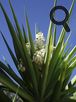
50,6,69,25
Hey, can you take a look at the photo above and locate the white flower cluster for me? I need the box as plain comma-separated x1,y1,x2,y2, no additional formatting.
33,32,45,65
35,32,45,50
33,48,45,65
25,32,45,66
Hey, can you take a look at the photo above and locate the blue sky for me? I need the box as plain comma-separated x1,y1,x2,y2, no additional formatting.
0,0,76,77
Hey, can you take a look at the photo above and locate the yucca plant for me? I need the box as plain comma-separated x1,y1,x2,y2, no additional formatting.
0,0,76,102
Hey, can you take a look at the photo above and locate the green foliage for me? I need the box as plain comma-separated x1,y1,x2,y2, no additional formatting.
0,0,76,102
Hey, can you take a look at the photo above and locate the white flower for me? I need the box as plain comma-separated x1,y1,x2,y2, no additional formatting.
35,32,45,49
36,32,45,41
33,48,45,65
